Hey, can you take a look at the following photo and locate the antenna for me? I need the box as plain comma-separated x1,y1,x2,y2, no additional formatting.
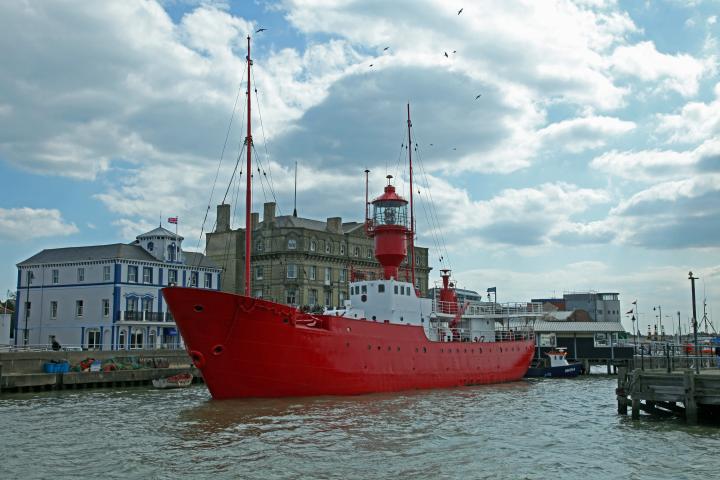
293,160,298,217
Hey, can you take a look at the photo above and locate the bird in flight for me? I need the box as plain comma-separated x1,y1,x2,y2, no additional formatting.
383,46,390,51
458,8,463,15
452,147,457,150
256,28,267,33
444,51,449,58
452,50,457,54
369,64,374,67
475,94,482,99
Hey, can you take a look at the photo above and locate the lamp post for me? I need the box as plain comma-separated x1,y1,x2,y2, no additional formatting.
630,314,637,346
689,271,699,374
653,305,663,341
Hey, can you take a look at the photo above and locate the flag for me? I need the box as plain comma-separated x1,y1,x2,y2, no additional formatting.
487,287,496,293
625,309,634,314
167,217,178,224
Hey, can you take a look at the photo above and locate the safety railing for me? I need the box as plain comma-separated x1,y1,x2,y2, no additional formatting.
430,325,535,343
432,299,545,317
120,311,176,322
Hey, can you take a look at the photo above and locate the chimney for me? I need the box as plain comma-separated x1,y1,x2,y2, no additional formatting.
216,204,230,232
326,217,342,234
251,212,259,230
263,202,276,225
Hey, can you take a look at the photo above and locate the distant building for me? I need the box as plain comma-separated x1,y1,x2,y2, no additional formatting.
205,202,431,308
564,292,620,322
15,227,221,350
1,305,12,345
428,287,483,304
531,298,566,311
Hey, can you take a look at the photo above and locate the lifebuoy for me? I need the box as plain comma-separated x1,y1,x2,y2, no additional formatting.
189,350,206,369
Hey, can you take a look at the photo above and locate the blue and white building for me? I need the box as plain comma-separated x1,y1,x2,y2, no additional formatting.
14,227,221,350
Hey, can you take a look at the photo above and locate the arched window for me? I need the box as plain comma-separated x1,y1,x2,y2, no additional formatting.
168,243,176,262
147,241,154,251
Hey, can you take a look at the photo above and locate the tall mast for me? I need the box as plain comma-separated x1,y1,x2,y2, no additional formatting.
407,103,416,291
244,36,253,297
293,160,298,217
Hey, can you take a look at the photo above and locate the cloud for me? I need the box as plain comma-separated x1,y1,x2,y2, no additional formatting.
656,82,720,144
538,115,636,153
0,208,79,241
609,41,712,96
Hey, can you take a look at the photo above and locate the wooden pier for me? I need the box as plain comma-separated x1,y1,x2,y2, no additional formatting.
616,366,720,425
0,349,201,394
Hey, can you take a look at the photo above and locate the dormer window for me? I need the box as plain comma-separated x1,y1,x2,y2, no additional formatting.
310,240,317,252
147,241,154,252
287,239,297,250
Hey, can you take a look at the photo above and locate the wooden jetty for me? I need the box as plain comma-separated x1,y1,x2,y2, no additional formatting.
0,349,201,394
617,366,720,425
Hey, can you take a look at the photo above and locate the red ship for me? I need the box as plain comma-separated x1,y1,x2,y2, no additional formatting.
163,36,535,399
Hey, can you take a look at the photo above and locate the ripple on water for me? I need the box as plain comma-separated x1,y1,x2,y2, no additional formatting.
1,378,720,479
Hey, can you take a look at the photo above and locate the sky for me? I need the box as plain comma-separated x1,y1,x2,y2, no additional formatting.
1,0,719,335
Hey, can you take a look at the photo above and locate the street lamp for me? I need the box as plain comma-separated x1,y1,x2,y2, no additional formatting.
689,271,699,374
653,305,663,341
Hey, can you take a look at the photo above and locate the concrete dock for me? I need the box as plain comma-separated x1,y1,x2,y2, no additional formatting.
0,349,201,393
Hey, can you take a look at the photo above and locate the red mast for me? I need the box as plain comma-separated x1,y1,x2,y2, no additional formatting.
407,103,416,292
244,36,253,297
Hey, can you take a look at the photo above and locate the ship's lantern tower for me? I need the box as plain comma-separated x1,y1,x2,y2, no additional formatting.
370,175,409,280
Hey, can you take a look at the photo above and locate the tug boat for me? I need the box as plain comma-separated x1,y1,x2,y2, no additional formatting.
525,348,582,378
162,36,536,399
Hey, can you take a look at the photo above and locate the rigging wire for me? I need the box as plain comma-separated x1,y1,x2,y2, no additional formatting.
193,64,248,259
251,68,283,215
410,127,452,269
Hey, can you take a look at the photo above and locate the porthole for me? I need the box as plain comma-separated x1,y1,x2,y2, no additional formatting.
361,294,367,302
372,316,376,320
368,345,372,350
193,304,204,313
282,318,289,324
415,347,419,353
423,347,427,353
377,346,381,351
441,348,444,353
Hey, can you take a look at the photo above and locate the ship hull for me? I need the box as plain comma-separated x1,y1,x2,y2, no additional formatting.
163,287,535,399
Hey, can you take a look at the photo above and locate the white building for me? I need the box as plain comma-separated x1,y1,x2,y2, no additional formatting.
14,227,221,350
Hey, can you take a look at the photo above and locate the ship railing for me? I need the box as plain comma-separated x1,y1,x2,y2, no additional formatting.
432,299,544,317
431,326,534,343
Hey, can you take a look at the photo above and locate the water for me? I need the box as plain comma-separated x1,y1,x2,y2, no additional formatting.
1,377,719,479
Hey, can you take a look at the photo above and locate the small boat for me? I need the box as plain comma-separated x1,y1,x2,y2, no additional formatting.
525,348,582,378
152,373,193,389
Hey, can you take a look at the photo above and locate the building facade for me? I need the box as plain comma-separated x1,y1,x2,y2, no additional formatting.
564,292,621,322
14,227,221,350
206,202,432,309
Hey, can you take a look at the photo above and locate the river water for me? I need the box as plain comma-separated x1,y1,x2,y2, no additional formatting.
1,376,718,479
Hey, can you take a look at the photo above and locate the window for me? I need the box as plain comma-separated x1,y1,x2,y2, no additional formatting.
25,301,31,319
367,248,372,258
76,300,84,317
168,269,178,285
190,272,199,287
539,333,556,347
128,266,138,283
406,287,411,296
309,266,316,280
287,264,297,279
394,285,399,294
340,244,345,255
204,273,212,288
325,241,332,254
118,330,126,349
87,330,101,350
50,301,58,319
378,284,385,293
27,271,34,285
324,291,331,308
167,244,176,262
339,291,346,304
400,286,405,295
288,239,297,250
353,246,360,257
255,266,264,280
309,289,318,305
256,240,264,252
126,297,138,312
103,265,111,282
310,240,317,252
52,269,59,284
130,329,144,349
324,267,331,282
102,299,110,317
147,241,154,251
143,267,153,283
415,256,420,266
77,267,85,282
361,285,367,294
286,289,297,305
339,269,347,282
142,297,152,313
254,289,263,298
